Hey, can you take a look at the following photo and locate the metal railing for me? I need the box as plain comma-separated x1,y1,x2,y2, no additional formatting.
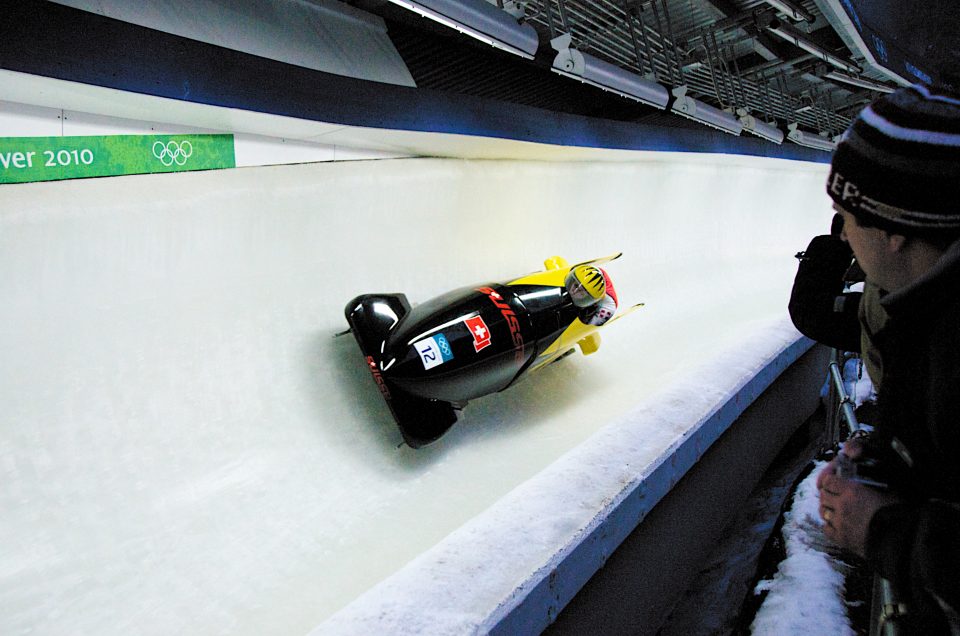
825,348,859,446
823,349,903,636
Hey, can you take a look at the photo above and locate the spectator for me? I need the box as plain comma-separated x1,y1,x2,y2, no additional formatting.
815,84,960,633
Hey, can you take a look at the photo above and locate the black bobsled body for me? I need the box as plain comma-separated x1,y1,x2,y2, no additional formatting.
344,254,638,447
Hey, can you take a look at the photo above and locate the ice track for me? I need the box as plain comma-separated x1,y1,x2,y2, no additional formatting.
1,155,829,634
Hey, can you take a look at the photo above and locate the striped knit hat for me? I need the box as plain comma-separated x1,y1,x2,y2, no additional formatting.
826,84,960,233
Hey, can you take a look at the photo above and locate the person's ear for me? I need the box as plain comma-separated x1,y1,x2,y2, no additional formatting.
882,231,908,253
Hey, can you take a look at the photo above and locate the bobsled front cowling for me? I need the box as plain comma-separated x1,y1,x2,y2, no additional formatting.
380,284,551,403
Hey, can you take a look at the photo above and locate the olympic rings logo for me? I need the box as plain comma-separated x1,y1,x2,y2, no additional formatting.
439,337,452,356
152,140,193,167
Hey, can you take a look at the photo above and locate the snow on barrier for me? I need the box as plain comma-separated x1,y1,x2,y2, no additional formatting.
314,325,821,635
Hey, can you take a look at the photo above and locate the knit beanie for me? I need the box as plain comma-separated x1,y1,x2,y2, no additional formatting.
826,84,960,233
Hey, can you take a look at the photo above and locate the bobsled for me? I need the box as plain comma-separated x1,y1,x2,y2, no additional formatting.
343,253,641,447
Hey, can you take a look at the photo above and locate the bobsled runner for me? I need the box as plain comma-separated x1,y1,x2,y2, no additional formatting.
344,253,642,448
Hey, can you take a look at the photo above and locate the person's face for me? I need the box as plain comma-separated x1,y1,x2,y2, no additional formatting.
567,277,591,307
835,203,887,285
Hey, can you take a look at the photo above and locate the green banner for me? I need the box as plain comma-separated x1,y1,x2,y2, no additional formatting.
0,134,236,184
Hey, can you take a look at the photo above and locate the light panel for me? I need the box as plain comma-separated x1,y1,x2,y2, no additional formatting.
551,34,670,109
670,86,743,136
386,0,539,59
787,123,837,151
737,110,785,144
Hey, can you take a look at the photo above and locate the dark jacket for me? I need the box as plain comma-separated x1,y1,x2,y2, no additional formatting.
858,281,889,391
788,235,862,352
863,239,960,634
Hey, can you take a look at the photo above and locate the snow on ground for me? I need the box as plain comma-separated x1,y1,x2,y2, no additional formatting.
751,460,855,635
750,350,875,636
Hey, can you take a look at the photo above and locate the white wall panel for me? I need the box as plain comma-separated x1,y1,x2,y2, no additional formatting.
49,0,416,86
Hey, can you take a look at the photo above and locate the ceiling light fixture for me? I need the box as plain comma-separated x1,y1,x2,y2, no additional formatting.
787,123,837,152
386,0,539,59
550,34,670,109
737,109,784,144
670,86,743,136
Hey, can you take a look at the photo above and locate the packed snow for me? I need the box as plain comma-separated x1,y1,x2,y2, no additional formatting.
751,355,877,635
751,461,855,635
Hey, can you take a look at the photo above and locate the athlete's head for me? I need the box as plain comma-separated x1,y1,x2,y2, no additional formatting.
565,265,606,308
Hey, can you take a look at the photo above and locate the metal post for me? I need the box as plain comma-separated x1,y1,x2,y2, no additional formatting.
711,33,738,110
703,32,726,108
871,571,907,635
556,0,571,35
732,48,749,111
828,352,860,439
649,1,677,85
699,36,726,110
636,11,658,81
826,349,904,636
759,71,774,122
541,0,557,40
659,0,683,83
627,10,649,77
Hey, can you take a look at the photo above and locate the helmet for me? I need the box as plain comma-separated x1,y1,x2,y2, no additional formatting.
565,265,606,308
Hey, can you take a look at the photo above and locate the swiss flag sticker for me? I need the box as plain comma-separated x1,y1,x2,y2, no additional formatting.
465,315,492,352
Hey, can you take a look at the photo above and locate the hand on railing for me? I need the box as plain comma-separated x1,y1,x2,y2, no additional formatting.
816,437,902,558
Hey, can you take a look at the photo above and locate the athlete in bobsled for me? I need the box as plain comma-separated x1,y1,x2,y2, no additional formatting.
565,264,619,326
343,253,641,448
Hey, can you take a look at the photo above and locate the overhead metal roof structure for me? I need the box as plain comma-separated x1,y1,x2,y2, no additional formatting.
361,0,953,145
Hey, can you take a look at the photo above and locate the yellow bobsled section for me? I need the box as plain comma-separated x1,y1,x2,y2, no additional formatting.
508,255,570,287
508,255,606,372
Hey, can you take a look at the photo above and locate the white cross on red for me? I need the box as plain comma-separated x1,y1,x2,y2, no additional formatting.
465,315,492,352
